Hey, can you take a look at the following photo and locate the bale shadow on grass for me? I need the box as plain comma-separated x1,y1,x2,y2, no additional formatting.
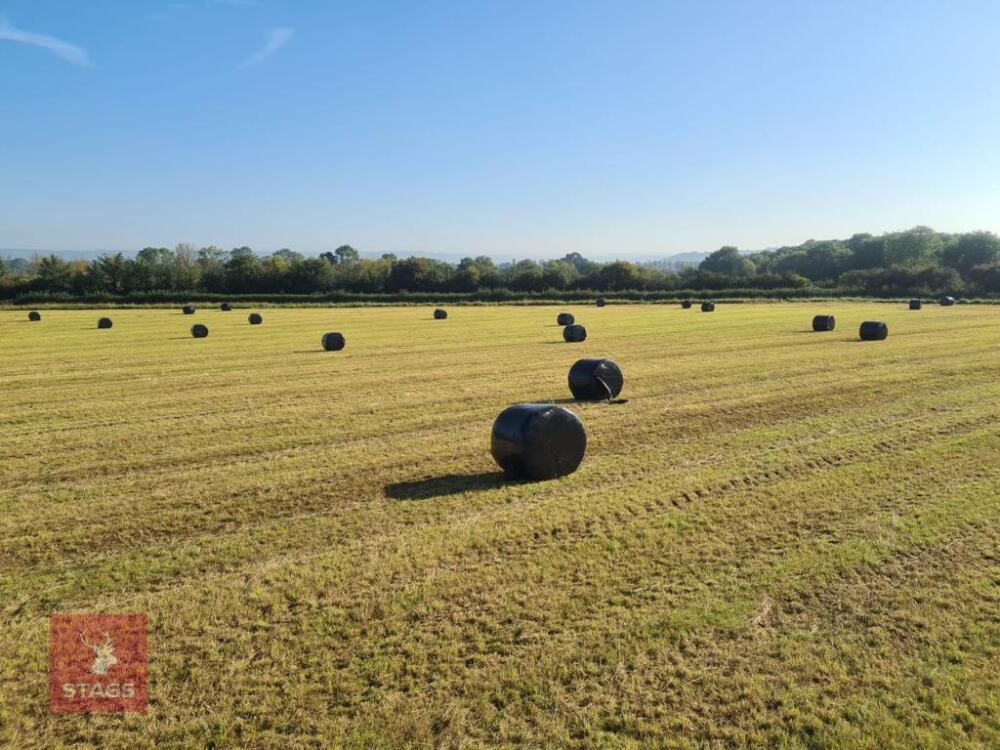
386,471,511,501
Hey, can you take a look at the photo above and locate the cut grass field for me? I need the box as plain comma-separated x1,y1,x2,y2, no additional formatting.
1,303,998,749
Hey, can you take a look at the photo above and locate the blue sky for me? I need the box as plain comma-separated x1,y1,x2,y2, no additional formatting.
2,1,999,258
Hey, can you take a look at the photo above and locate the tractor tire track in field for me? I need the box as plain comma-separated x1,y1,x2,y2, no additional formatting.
2,407,994,624
0,381,989,573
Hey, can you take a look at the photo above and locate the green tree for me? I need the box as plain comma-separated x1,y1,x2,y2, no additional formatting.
883,226,943,267
225,247,262,293
941,231,1000,275
34,255,74,291
699,247,756,277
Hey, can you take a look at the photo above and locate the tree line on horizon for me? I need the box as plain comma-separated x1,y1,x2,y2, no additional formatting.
3,226,1000,299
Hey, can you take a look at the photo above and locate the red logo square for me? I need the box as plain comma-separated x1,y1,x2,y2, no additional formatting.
49,613,148,713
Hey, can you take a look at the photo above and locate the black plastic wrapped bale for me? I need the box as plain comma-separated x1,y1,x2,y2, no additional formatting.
322,332,346,351
859,321,888,341
909,299,922,310
28,311,41,321
182,305,196,315
563,324,587,342
596,297,607,307
681,299,693,309
248,313,263,325
97,317,113,329
939,296,956,306
221,302,232,311
701,301,715,312
568,358,623,401
557,312,575,326
490,404,587,480
434,308,448,320
812,314,836,332
191,324,209,338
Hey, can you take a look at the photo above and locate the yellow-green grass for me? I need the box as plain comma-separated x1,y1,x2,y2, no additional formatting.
1,303,998,749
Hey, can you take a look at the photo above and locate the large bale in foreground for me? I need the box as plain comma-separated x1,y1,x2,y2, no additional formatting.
433,308,448,320
701,301,715,312
321,332,346,351
681,299,692,309
248,313,263,325
812,314,836,332
563,324,587,342
557,312,575,326
491,404,587,480
28,311,41,321
182,305,196,315
97,317,113,329
568,358,623,401
909,299,922,310
191,324,209,338
859,321,888,341
220,302,232,311
596,297,607,307
939,296,956,306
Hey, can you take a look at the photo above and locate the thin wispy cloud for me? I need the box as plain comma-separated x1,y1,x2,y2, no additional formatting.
0,16,92,67
240,27,293,68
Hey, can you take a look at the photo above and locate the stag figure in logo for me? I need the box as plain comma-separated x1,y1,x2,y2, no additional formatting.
80,632,118,675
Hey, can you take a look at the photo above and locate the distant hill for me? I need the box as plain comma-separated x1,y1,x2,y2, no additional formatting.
638,251,710,270
0,249,131,262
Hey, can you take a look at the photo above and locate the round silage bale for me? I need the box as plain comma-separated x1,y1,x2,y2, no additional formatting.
681,299,693,309
97,317,113,329
557,312,575,326
182,305,196,315
812,314,836,332
568,358,623,401
490,403,587,480
28,311,41,321
321,332,346,351
563,324,587,342
596,297,607,307
909,299,922,310
191,324,209,338
859,321,888,341
701,301,715,312
221,302,232,311
248,313,263,325
434,308,448,320
939,296,956,306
